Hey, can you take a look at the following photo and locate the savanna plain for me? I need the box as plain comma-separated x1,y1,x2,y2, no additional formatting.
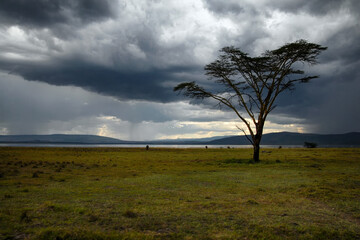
0,147,359,239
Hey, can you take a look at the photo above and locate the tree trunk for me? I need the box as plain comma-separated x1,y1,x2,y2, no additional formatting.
252,123,263,163
253,142,260,163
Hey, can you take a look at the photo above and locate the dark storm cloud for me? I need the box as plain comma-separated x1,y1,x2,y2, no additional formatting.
204,0,360,17
0,0,114,28
203,0,245,15
271,68,360,133
271,0,360,16
0,0,206,103
0,58,195,102
322,26,360,65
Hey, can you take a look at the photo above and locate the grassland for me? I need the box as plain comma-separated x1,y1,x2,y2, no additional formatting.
0,147,359,239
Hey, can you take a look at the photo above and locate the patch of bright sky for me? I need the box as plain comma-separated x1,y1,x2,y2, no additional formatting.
260,7,356,52
0,26,53,61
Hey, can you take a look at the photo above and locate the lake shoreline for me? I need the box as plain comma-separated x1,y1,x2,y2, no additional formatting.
1,143,359,148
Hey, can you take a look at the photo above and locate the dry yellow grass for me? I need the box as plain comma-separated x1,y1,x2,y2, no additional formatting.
0,147,359,239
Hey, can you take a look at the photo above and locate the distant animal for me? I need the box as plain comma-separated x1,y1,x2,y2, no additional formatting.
304,142,317,148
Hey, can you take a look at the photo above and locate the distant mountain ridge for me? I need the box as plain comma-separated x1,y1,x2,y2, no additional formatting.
207,132,360,146
0,132,359,146
0,134,127,144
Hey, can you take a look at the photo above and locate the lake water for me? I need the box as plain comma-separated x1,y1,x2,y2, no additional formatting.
0,144,357,148
0,143,303,148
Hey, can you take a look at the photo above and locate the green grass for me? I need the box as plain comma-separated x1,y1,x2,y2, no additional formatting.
0,147,359,239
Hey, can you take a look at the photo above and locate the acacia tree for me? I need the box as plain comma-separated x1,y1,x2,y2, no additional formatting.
174,40,327,162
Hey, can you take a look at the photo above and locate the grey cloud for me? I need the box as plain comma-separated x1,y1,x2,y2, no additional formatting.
0,74,170,134
304,79,360,133
272,68,360,134
0,0,114,28
271,0,360,16
203,0,245,15
0,58,197,103
204,0,360,17
0,1,212,103
321,26,360,66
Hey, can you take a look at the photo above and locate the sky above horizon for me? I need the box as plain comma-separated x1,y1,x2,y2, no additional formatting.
0,0,359,141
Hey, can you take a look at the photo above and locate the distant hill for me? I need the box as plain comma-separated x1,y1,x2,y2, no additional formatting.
0,134,127,144
207,132,360,146
0,134,216,145
0,132,359,146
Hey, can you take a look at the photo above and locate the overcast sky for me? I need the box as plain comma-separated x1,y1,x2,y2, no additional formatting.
0,0,359,140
